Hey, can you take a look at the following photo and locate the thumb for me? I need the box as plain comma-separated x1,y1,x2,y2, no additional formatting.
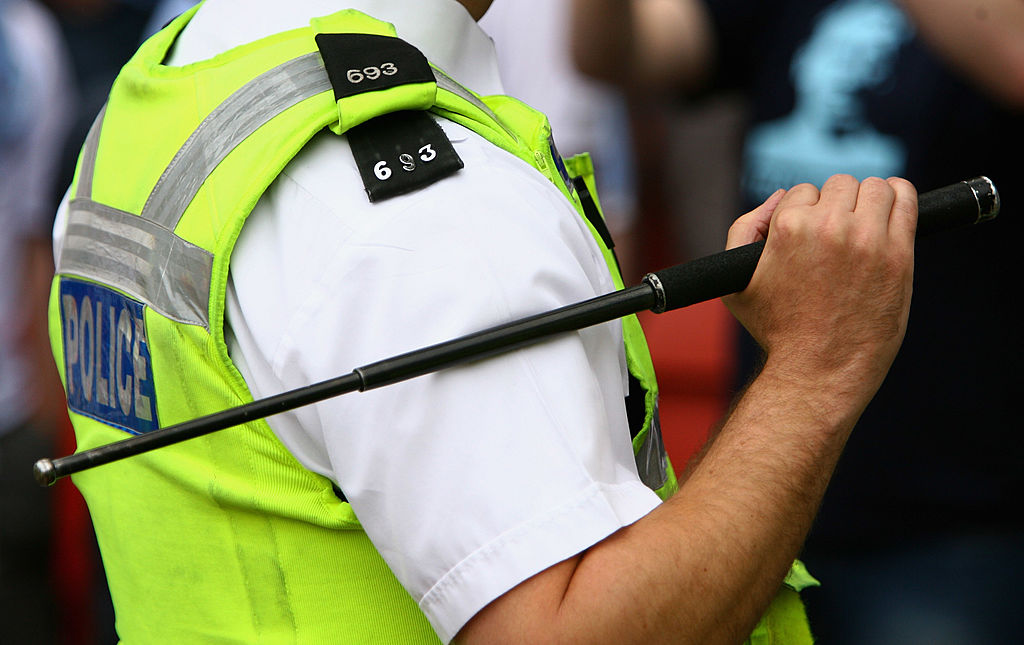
726,188,786,250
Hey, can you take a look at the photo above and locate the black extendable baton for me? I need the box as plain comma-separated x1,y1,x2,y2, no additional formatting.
33,177,1001,487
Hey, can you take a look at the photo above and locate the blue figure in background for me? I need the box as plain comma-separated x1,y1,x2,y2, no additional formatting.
743,0,911,200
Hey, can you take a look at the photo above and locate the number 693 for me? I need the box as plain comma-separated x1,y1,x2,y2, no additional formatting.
347,62,399,83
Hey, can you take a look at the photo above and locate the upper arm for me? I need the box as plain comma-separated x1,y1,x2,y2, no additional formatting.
229,126,662,642
571,0,716,92
454,555,582,645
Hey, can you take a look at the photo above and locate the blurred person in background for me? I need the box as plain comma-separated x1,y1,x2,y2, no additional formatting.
574,0,1024,642
480,0,640,275
142,0,194,37
42,0,160,199
22,2,162,642
0,0,74,642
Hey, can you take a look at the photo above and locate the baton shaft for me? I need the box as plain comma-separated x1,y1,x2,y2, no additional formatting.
34,285,657,486
357,285,657,389
33,177,999,486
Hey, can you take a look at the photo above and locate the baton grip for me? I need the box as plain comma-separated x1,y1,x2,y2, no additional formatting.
644,176,1000,314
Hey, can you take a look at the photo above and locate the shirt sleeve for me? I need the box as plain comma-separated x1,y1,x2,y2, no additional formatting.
225,120,662,643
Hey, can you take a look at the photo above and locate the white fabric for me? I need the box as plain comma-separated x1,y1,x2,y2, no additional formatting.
480,0,638,230
54,1,662,641
0,0,71,432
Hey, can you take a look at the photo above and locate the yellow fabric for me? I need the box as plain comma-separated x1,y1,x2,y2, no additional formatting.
51,8,438,643
747,587,817,645
48,6,809,642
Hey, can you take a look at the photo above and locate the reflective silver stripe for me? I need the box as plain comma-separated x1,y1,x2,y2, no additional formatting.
60,53,508,330
635,403,669,491
141,52,333,230
75,104,107,200
432,68,518,143
61,55,330,328
58,198,213,328
138,55,512,230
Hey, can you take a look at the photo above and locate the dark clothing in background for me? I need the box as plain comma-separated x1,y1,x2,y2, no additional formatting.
698,0,1023,640
705,0,1022,546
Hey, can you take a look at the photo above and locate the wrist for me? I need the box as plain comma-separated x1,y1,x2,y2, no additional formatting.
748,357,871,439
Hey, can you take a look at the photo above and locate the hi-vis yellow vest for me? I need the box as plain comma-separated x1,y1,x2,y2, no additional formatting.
48,6,812,643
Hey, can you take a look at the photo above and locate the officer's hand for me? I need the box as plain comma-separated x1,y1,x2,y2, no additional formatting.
723,174,917,404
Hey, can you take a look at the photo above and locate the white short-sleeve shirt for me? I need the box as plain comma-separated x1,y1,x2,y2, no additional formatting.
55,1,663,641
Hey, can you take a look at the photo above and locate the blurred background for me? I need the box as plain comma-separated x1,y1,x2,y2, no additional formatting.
2,2,171,642
1,0,1019,642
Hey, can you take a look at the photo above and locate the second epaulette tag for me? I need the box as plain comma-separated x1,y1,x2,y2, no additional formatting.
347,110,464,202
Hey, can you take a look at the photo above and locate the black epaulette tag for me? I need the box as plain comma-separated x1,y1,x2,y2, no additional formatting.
347,110,464,202
315,33,435,100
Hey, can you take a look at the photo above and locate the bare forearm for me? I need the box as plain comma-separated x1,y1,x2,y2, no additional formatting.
561,367,857,644
458,177,916,645
570,0,714,92
898,0,1024,107
460,365,862,645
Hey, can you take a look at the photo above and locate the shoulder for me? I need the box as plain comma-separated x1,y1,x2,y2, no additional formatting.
269,115,608,292
281,115,579,221
229,113,615,370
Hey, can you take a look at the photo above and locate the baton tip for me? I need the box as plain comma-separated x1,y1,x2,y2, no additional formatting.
966,176,1000,222
33,459,57,487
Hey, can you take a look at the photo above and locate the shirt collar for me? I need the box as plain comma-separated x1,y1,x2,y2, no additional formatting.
169,0,505,95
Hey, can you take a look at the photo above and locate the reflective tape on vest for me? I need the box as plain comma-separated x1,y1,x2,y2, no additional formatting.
58,199,213,328
142,52,332,231
60,50,516,333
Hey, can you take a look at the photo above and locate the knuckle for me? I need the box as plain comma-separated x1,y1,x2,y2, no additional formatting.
786,182,821,204
828,173,858,187
847,228,878,255
791,182,819,194
861,176,895,196
770,205,805,234
886,176,915,192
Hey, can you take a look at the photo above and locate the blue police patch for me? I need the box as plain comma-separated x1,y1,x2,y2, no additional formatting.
59,277,159,435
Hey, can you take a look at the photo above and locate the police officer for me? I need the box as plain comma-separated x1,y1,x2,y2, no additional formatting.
49,0,916,643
